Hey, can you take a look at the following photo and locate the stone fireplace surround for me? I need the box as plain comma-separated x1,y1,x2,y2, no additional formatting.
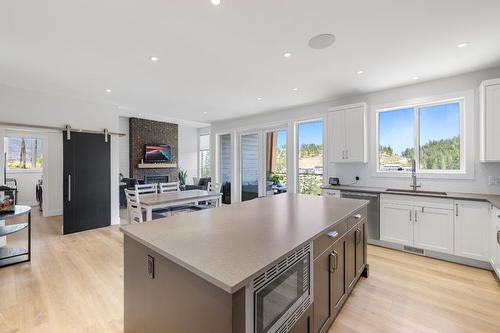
129,117,178,183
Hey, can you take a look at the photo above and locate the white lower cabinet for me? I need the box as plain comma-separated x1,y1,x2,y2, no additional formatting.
380,194,454,255
413,207,454,254
380,201,413,246
490,206,500,277
454,200,490,262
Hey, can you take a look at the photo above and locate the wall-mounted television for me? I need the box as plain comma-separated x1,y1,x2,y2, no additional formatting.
144,145,173,162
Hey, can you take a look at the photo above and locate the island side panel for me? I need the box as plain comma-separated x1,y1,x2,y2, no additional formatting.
124,235,234,333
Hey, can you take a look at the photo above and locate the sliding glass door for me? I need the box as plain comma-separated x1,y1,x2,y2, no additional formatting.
219,133,232,204
265,129,287,196
240,133,260,201
297,120,323,195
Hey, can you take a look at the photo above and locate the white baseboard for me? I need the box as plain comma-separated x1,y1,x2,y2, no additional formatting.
18,201,38,207
43,209,63,217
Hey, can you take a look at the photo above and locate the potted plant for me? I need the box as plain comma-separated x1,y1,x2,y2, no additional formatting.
178,169,188,188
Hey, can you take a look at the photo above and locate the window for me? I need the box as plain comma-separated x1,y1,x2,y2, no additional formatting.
265,130,287,196
297,120,323,195
4,137,43,170
199,134,210,177
218,133,231,204
377,100,463,173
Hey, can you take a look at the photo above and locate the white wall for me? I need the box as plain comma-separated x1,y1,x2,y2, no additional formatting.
5,170,42,206
210,66,500,195
118,116,130,177
178,126,199,185
0,83,121,224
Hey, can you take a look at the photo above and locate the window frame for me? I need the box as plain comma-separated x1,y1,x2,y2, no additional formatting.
372,91,473,180
4,136,44,173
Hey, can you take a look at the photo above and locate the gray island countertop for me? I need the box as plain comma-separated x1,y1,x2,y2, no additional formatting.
121,193,368,293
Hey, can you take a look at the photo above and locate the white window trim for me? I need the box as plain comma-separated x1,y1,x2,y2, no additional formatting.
370,90,475,180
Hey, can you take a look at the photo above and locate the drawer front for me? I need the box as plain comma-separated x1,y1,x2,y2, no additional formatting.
314,219,348,259
322,189,341,197
348,206,367,230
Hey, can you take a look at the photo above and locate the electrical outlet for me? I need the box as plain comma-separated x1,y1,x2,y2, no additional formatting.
488,176,500,186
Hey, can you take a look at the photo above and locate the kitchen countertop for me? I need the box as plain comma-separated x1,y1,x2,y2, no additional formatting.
320,184,500,208
120,193,368,294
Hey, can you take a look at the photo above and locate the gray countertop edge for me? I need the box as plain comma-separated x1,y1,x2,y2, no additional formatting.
320,185,500,208
121,199,369,294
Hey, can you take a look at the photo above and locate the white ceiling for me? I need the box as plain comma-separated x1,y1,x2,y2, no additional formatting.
1,0,500,125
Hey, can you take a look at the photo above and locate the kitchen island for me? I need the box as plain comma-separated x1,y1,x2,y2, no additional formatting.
121,193,368,333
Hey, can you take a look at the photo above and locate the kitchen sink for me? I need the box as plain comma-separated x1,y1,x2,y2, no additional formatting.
385,188,448,196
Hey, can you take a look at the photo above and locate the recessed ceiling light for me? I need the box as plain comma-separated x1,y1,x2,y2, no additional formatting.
457,42,470,48
211,0,221,5
308,34,336,49
283,52,292,58
412,76,420,80
356,70,364,75
257,97,263,101
150,56,159,62
138,113,142,116
292,87,298,91
105,89,112,93
203,111,208,114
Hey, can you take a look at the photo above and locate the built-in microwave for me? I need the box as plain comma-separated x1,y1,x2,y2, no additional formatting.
246,242,313,333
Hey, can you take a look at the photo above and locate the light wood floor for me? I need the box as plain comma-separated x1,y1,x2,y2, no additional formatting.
1,210,499,333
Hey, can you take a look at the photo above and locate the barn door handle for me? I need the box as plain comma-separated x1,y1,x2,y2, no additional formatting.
68,174,71,202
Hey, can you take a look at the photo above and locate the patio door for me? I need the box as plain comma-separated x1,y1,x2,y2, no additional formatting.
239,132,261,202
264,129,287,197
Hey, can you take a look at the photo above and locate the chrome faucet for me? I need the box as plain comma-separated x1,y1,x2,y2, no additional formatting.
410,159,421,191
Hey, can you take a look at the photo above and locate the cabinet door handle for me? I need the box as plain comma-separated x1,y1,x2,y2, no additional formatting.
329,252,336,273
497,231,500,245
353,214,362,219
409,210,412,221
456,204,459,217
355,229,361,244
327,231,339,239
414,210,418,222
346,150,348,160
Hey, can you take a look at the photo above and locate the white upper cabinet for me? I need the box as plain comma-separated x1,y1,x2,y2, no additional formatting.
328,103,367,163
480,79,500,162
454,200,490,262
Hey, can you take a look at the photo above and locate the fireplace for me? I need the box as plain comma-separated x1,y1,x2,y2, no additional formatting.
144,175,170,184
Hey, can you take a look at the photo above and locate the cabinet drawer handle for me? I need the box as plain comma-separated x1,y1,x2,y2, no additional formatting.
327,231,339,238
353,214,362,219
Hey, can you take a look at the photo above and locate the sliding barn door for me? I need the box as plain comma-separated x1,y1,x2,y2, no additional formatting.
63,132,110,234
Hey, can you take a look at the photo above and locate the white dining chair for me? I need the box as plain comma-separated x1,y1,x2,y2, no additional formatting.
124,189,144,223
159,182,180,193
203,182,222,208
134,184,158,204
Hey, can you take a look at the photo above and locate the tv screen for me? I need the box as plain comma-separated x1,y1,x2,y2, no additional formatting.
144,145,173,162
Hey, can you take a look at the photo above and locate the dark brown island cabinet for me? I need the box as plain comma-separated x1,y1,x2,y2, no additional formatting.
314,206,368,333
121,194,368,333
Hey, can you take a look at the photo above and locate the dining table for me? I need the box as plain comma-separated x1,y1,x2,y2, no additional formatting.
139,190,222,221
